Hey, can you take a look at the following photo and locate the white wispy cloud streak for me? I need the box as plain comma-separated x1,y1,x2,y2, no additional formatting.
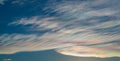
44,0,120,20
3,15,120,57
0,0,120,58
0,34,74,54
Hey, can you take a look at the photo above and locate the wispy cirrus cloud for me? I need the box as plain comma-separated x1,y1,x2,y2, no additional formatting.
10,16,60,31
44,0,120,20
0,33,73,54
0,0,6,5
3,15,120,58
0,0,120,58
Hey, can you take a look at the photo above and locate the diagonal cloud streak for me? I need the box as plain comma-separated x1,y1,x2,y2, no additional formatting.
0,0,120,58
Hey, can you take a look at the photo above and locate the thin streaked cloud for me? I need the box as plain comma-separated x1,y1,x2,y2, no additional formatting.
0,0,120,58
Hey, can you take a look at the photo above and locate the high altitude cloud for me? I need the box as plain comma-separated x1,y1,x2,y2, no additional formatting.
0,0,120,58
0,0,6,5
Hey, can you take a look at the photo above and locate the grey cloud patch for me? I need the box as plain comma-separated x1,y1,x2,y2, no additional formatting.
94,25,120,35
11,0,37,6
0,0,6,5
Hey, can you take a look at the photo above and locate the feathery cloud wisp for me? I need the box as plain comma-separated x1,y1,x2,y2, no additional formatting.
0,0,120,58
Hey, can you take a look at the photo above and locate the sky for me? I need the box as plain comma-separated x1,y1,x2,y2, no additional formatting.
0,0,120,61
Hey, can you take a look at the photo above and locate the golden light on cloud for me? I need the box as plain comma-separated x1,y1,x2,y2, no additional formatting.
56,45,120,58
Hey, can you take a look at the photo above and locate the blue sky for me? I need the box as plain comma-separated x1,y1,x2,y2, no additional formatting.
0,0,120,61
